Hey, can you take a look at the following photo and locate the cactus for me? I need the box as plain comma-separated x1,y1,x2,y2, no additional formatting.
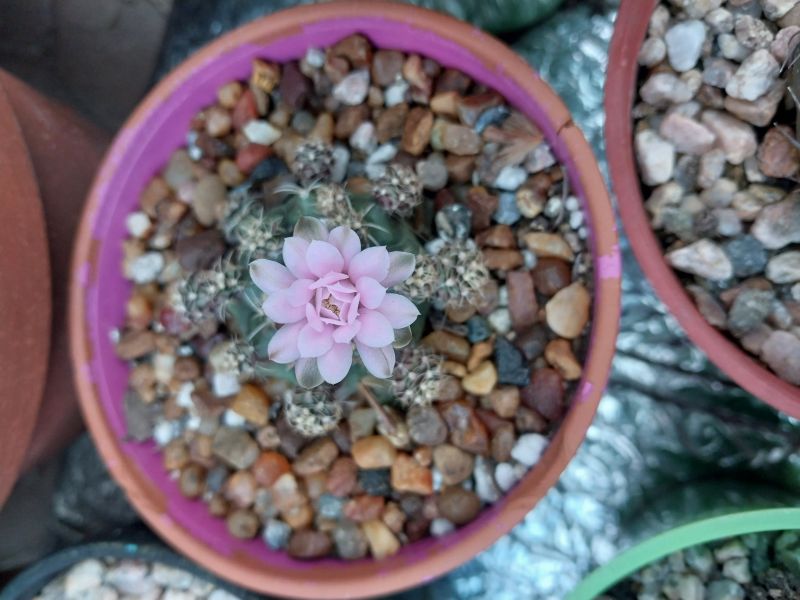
291,140,334,185
222,190,287,264
397,239,489,310
284,387,343,436
390,346,445,408
371,163,423,218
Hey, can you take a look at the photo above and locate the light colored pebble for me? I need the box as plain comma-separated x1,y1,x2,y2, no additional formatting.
430,518,456,537
665,20,707,71
64,559,104,597
242,119,281,145
128,252,164,284
510,433,548,467
725,49,780,102
635,130,675,185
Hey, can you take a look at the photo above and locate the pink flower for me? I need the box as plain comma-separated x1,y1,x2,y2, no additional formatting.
250,217,419,387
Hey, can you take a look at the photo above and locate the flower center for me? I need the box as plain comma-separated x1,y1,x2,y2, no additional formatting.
321,295,341,318
311,274,359,327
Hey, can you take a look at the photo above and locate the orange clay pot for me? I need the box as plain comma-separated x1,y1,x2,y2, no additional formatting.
70,3,621,598
0,70,109,507
606,0,800,417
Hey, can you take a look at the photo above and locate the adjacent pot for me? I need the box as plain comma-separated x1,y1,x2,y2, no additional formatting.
568,480,800,599
605,0,800,418
0,71,110,509
70,2,621,597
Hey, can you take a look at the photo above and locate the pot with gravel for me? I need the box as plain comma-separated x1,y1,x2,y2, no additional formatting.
70,2,620,597
607,0,800,417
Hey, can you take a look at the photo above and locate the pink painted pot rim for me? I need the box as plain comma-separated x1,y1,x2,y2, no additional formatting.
69,2,621,598
606,0,800,418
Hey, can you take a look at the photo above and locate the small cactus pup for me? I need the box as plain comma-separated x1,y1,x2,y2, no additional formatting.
250,216,420,387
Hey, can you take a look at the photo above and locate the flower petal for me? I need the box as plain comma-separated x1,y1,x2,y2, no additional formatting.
298,323,335,357
262,291,306,323
305,302,324,331
267,322,304,363
307,240,345,277
250,259,295,294
355,309,395,348
377,293,421,328
356,277,387,310
295,357,324,388
294,216,329,241
287,279,315,306
333,320,361,344
283,237,313,279
317,343,353,384
356,342,395,379
348,246,389,283
382,251,416,288
328,226,362,266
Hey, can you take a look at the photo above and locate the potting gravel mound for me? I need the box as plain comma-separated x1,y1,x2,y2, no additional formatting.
601,530,800,600
633,0,800,386
34,557,242,599
114,35,594,559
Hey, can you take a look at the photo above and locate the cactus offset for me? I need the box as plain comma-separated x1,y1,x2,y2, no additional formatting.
391,346,445,408
222,190,287,263
285,387,343,436
291,140,335,185
371,163,423,217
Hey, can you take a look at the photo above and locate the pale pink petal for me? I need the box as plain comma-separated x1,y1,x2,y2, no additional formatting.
307,240,345,277
317,343,353,384
295,357,324,388
356,277,387,310
347,293,361,323
356,341,395,379
355,309,394,348
348,246,390,283
377,293,421,328
287,279,315,306
283,237,313,279
328,226,362,266
262,291,306,324
382,251,416,288
250,259,295,294
294,216,329,241
333,321,361,344
298,323,335,357
305,302,324,331
267,322,304,363
310,272,348,289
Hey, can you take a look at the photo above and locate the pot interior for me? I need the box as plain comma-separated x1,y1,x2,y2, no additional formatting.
78,12,606,581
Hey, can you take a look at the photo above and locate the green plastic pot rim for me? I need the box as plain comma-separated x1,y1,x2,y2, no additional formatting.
568,508,800,600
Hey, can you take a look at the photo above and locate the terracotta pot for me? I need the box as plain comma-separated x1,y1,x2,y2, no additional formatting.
606,0,800,418
69,3,621,597
0,76,51,508
0,71,110,477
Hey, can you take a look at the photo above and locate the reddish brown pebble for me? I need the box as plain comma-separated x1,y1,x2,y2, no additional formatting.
489,386,520,419
226,509,260,539
224,470,257,508
422,330,471,363
476,224,516,249
521,368,565,421
235,144,272,174
304,472,328,500
433,444,474,485
288,530,332,559
352,435,397,469
405,518,432,542
232,89,258,129
515,406,548,434
437,487,482,525
757,125,800,179
332,34,372,68
376,103,409,143
372,50,405,86
544,339,583,381
179,464,206,498
445,154,476,183
293,438,339,476
391,453,434,495
436,69,471,94
507,270,538,330
252,451,291,488
382,502,407,534
335,105,370,139
278,62,310,109
173,356,200,381
344,495,386,522
483,249,524,271
326,457,358,497
466,186,499,231
230,384,270,426
491,424,516,463
163,439,189,471
401,107,434,156
440,402,490,455
440,123,482,156
457,91,502,126
533,258,572,296
283,503,314,529
116,330,156,360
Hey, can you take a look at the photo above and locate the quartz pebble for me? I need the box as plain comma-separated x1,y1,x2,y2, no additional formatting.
665,20,707,71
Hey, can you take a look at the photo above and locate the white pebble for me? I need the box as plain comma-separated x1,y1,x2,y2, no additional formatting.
104,560,155,595
151,563,194,589
511,433,548,467
474,457,501,502
494,462,520,492
64,559,104,597
176,382,195,408
128,252,164,284
349,121,377,154
366,143,398,165
153,420,179,446
333,69,370,106
330,145,350,183
209,590,242,600
384,80,409,106
242,119,281,145
304,47,325,68
494,165,527,191
498,285,509,306
213,372,241,398
635,130,675,186
153,353,175,385
522,250,537,269
726,49,780,102
430,518,455,537
565,195,580,212
125,211,151,238
665,20,706,72
569,211,584,230
488,309,512,335
223,408,247,427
